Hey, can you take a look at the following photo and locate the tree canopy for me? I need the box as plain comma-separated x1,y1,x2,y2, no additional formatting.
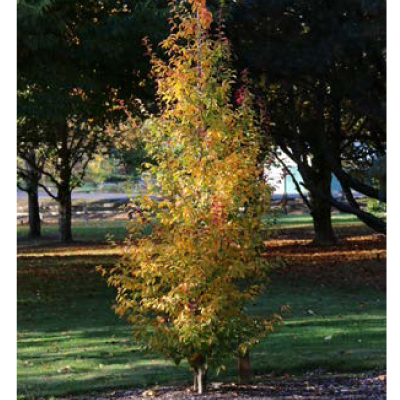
229,0,386,237
17,0,170,240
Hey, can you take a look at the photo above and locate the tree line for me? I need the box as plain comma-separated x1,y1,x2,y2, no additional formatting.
17,0,386,243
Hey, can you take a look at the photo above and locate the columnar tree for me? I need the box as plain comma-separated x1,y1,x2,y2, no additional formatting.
102,0,275,393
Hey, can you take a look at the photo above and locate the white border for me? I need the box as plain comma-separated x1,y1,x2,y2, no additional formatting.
2,0,17,398
387,0,397,397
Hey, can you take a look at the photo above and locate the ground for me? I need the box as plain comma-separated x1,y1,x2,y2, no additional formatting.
56,373,387,399
17,214,386,400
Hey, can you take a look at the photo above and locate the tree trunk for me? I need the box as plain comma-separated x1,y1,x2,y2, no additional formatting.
238,350,252,383
58,187,73,242
28,181,41,238
22,156,42,238
309,168,337,246
193,365,207,394
58,127,73,242
191,354,207,394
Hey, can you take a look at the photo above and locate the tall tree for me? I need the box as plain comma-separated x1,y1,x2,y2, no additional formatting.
229,0,386,242
17,129,44,239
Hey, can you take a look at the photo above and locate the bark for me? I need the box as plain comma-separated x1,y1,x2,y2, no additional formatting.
28,181,41,238
193,365,207,394
295,151,337,246
58,185,73,242
310,192,337,246
309,166,337,246
57,124,73,242
191,354,207,394
238,350,252,383
19,156,42,238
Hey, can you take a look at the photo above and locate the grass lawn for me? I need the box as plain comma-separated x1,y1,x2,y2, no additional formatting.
269,213,361,227
17,222,386,399
17,219,130,244
17,212,384,244
265,212,386,229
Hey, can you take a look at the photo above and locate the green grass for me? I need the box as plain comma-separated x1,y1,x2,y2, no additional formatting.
17,220,130,243
17,213,371,244
17,243,386,399
266,212,386,229
270,213,361,227
250,282,385,374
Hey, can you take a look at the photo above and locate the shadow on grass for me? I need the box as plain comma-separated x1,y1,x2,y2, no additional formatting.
18,363,193,400
17,236,386,399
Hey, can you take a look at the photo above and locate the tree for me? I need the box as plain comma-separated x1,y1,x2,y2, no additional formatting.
229,0,386,242
18,73,112,242
17,121,45,238
101,0,277,393
17,0,170,241
17,160,42,239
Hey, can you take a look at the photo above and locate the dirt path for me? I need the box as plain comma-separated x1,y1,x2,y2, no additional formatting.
59,372,386,400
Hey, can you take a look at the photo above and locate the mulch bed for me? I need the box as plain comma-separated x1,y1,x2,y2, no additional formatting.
59,372,386,400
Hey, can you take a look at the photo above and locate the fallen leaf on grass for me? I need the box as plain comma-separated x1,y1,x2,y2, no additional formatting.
57,365,72,373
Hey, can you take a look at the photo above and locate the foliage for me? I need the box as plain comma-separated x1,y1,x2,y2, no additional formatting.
17,0,171,241
86,154,118,185
101,0,275,390
229,0,386,235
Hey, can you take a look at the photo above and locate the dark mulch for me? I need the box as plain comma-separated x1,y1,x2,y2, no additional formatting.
60,372,386,400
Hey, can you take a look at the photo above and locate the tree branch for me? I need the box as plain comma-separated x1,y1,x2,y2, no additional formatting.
17,181,29,192
300,180,386,234
315,119,386,202
273,151,311,209
18,152,61,187
37,182,58,200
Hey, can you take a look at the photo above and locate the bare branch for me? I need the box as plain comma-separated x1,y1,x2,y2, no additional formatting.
273,151,311,209
17,181,29,192
37,182,58,200
18,152,61,187
299,180,386,234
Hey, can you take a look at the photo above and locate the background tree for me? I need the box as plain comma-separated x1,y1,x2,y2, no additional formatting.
17,119,45,238
102,0,277,393
229,0,386,243
17,0,170,241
